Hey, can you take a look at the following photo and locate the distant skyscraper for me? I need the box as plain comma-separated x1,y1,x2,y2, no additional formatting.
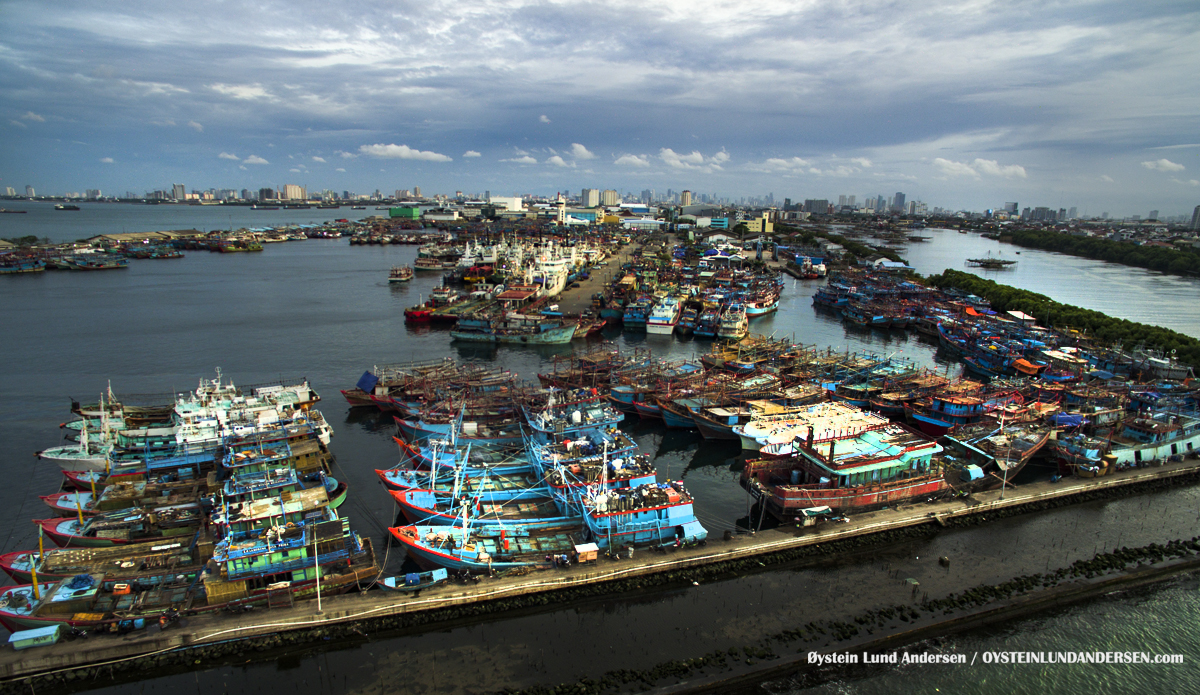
25,185,35,197
85,189,102,199
172,183,185,200
485,190,490,200
803,199,830,214
640,189,652,204
679,190,692,206
1191,205,1200,230
414,186,421,198
893,192,906,213
1004,202,1018,214
5,187,15,196
580,188,600,208
601,189,619,206
1067,207,1077,220
282,184,306,201
1148,209,1159,220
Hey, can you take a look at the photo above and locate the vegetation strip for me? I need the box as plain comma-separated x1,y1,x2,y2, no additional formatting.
925,268,1200,368
995,228,1200,278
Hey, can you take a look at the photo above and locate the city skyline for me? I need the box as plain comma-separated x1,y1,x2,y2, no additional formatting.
3,1,1200,217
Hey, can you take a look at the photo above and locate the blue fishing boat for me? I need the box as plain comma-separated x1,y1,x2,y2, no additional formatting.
581,481,707,549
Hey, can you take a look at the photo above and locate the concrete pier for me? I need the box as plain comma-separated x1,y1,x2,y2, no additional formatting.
2,457,1197,684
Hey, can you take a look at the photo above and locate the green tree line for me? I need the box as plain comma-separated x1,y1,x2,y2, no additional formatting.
926,269,1200,370
1000,229,1199,277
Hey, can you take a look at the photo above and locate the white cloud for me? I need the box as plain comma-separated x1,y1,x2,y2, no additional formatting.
21,111,45,122
1170,178,1200,186
462,150,481,158
337,151,356,159
502,155,538,165
570,143,595,160
187,121,203,132
243,155,269,165
218,152,240,160
850,157,873,168
933,158,981,178
238,165,247,170
209,83,272,100
539,115,551,123
311,156,326,163
9,120,27,129
657,148,729,171
335,167,345,172
289,168,301,172
358,143,452,162
546,155,574,168
763,157,812,171
932,158,1026,179
972,158,1027,178
1100,175,1114,182
615,154,651,167
1141,158,1184,172
99,157,113,163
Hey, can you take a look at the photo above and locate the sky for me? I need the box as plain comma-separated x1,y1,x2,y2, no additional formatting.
2,0,1200,216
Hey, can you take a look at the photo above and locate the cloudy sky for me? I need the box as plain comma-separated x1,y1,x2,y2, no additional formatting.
3,0,1199,215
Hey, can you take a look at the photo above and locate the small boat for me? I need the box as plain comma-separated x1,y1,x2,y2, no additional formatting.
54,204,80,211
378,568,449,591
389,265,414,283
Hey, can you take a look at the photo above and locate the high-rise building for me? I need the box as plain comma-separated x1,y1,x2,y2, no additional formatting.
838,195,847,207
640,189,653,204
413,186,421,198
601,189,619,206
172,183,185,200
1004,202,1018,214
580,188,600,208
893,192,906,213
258,187,276,201
24,185,35,197
803,199,830,214
85,189,102,199
1148,210,1159,221
282,184,306,201
679,190,692,207
5,187,15,197
1191,205,1200,230
1067,207,1077,220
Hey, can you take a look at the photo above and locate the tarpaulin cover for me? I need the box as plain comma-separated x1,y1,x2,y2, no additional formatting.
965,307,983,316
1051,413,1088,427
1089,370,1115,380
356,371,379,393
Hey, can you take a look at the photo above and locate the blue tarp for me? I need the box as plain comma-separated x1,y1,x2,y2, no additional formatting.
355,371,379,393
1051,413,1088,427
1089,369,1115,380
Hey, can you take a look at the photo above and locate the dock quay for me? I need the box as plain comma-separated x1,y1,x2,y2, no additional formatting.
3,456,1198,689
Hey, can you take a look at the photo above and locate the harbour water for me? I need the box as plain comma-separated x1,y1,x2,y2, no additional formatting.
1,204,1198,692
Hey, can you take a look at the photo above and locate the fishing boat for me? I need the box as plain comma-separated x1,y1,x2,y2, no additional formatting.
390,524,582,572
581,481,707,549
645,296,683,335
694,306,721,339
741,424,946,521
389,265,414,283
716,304,748,340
